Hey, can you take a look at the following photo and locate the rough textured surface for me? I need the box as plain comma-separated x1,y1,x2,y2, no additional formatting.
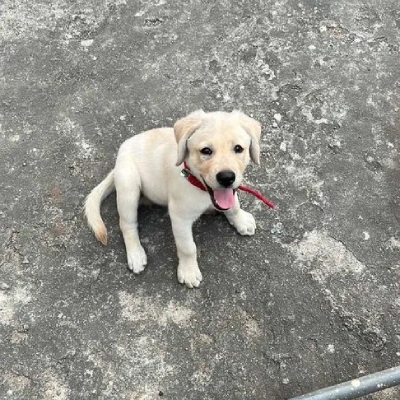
1,0,399,399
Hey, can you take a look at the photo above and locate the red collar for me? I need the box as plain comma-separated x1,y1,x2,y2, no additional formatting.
182,162,275,209
182,161,208,192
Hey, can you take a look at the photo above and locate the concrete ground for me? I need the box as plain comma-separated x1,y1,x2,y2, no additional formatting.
1,0,399,399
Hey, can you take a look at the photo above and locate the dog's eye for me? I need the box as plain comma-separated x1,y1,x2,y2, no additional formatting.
234,145,244,154
200,147,213,156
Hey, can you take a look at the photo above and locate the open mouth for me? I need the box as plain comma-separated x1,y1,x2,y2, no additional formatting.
203,182,236,211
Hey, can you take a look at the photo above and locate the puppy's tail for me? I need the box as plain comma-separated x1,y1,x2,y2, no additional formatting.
84,170,115,245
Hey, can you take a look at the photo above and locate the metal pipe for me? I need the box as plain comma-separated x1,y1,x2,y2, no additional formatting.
288,365,400,400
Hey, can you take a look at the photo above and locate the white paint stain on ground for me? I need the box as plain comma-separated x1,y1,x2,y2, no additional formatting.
75,138,93,159
283,164,325,206
287,230,398,327
134,0,166,17
0,285,32,325
115,291,198,397
0,0,127,43
84,331,174,399
2,373,31,394
2,360,69,398
289,230,365,283
0,0,65,42
237,307,261,338
119,291,194,326
42,370,70,400
55,116,95,160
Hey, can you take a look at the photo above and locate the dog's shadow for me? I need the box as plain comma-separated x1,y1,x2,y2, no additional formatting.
102,193,236,273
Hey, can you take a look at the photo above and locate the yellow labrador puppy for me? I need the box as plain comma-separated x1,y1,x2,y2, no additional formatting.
85,110,261,288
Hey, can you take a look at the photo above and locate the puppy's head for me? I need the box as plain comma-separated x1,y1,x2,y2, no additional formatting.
174,110,261,210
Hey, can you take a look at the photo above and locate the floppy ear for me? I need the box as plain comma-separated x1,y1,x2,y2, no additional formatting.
232,110,262,165
174,110,205,166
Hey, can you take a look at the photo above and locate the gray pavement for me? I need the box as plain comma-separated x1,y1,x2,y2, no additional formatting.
1,1,399,399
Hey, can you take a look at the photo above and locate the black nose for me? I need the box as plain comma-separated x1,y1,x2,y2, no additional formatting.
216,170,236,187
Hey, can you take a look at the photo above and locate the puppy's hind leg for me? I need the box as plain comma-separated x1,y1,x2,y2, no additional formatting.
114,168,147,274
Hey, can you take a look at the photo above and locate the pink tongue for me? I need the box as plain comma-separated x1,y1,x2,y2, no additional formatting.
213,189,235,209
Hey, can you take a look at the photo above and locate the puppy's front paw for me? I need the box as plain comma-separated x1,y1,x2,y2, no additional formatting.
127,245,147,274
229,210,256,236
177,264,203,288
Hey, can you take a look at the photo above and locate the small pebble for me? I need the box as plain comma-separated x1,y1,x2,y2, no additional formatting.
81,39,94,47
273,113,282,122
0,282,10,290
